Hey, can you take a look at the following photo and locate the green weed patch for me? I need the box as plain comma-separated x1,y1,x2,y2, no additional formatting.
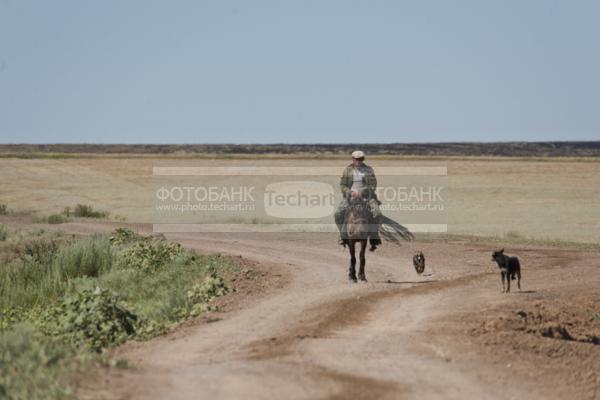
108,227,142,245
69,204,108,219
116,239,182,273
38,288,137,352
0,228,236,398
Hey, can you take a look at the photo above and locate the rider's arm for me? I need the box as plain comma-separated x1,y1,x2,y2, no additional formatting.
365,166,377,191
365,166,379,201
340,166,352,199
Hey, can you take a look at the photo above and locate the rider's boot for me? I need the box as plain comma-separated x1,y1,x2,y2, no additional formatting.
369,218,381,251
370,237,382,251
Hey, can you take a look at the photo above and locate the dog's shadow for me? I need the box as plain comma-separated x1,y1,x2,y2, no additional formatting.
515,290,537,294
379,280,438,285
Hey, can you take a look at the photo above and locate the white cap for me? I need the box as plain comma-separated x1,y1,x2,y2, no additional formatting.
351,150,365,159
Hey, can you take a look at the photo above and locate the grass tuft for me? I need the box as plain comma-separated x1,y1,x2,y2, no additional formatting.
71,204,108,219
0,236,114,310
47,214,68,224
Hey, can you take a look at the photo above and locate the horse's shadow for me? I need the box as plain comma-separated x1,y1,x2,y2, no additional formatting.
378,280,438,285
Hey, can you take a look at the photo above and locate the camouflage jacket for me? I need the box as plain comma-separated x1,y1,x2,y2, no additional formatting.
339,163,379,200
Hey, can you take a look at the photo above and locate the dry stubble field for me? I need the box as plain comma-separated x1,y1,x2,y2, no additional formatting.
1,156,599,242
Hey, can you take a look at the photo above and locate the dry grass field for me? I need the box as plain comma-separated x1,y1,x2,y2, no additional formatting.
1,156,598,243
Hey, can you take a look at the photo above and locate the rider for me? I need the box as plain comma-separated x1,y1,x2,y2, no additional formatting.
334,150,382,250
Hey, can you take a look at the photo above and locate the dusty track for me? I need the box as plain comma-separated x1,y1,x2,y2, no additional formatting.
41,222,600,400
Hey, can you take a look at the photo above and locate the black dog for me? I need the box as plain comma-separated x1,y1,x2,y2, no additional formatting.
491,248,521,293
413,252,425,275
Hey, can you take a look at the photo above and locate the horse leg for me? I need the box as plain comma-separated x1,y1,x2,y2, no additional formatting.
358,239,367,282
348,240,357,282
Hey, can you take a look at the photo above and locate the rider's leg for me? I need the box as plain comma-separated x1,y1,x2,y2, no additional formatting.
368,198,382,248
334,198,350,244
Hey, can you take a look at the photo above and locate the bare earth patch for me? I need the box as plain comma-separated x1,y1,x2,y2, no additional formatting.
467,291,600,400
427,263,600,400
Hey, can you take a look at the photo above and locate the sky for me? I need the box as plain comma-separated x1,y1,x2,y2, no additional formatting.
0,0,599,144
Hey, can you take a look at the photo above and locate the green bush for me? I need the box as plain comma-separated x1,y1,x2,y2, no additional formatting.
109,228,142,245
116,240,182,273
0,204,7,215
0,308,32,332
47,214,68,224
71,204,108,219
0,324,75,400
187,273,229,316
39,287,137,352
187,272,229,304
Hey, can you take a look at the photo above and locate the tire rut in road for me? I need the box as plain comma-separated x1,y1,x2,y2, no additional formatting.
243,272,489,361
309,365,408,400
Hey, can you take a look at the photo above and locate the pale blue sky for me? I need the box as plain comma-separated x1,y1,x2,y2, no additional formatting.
0,0,599,144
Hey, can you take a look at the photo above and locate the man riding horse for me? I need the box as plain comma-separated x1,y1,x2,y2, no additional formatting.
334,150,383,251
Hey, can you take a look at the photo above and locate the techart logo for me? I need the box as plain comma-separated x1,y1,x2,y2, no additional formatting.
264,181,335,219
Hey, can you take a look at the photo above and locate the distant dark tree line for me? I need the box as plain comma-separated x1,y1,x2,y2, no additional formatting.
1,142,600,157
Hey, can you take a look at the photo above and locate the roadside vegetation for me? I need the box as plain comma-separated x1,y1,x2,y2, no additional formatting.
0,227,235,399
35,204,109,224
64,204,109,219
47,214,69,224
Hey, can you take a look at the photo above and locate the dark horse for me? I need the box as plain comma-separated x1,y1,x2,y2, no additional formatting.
341,197,416,282
342,197,372,282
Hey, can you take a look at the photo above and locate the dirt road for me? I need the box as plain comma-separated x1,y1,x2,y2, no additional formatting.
55,223,598,400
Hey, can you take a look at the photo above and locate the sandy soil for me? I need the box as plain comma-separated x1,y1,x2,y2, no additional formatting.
32,221,599,400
